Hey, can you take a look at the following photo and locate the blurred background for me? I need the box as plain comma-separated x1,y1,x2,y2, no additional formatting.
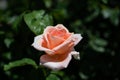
0,0,120,80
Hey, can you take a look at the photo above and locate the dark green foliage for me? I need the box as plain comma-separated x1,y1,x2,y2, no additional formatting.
0,0,120,80
24,10,53,35
4,58,38,71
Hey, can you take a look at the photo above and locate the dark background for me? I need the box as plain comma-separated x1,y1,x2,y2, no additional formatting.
0,0,120,80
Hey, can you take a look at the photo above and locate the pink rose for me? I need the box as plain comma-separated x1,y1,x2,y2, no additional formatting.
32,24,82,70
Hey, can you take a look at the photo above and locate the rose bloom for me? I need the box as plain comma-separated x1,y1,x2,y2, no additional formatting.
32,24,82,70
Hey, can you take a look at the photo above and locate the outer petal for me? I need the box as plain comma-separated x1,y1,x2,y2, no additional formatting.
52,34,74,55
43,26,54,34
55,24,72,40
70,51,80,60
72,34,82,46
32,35,54,54
40,53,72,70
52,33,82,55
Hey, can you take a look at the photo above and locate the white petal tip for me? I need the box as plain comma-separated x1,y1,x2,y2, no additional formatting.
73,34,83,46
71,51,80,60
31,43,34,46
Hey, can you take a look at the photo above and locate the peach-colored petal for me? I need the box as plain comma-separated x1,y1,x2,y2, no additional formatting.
50,33,82,55
43,26,55,48
55,24,71,39
32,35,54,54
43,26,54,34
50,28,71,40
43,26,68,49
42,25,73,50
46,33,65,49
52,34,74,55
55,24,69,33
40,53,72,70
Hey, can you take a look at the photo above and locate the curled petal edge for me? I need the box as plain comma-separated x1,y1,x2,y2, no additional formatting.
40,50,80,70
40,53,72,71
72,34,82,46
55,24,69,33
70,51,80,60
32,35,54,54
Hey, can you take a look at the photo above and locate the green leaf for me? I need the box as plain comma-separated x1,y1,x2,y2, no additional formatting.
79,72,89,79
44,0,52,8
90,41,105,52
51,71,64,77
101,6,119,26
89,38,107,52
102,8,111,18
0,31,5,35
85,10,99,22
24,10,53,35
110,8,119,26
46,74,60,80
4,38,14,48
2,52,11,60
52,9,68,22
88,31,108,53
102,0,108,4
12,14,23,32
94,38,107,47
4,58,38,71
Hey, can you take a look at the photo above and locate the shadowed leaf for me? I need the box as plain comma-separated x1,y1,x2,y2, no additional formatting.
24,10,53,35
4,58,38,71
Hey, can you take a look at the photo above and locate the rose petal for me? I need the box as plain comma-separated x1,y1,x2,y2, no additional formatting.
55,24,72,39
43,26,55,48
46,33,65,49
40,53,72,70
32,35,54,54
43,26,69,49
43,26,54,34
55,24,69,33
70,51,80,60
72,34,83,46
52,34,74,55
